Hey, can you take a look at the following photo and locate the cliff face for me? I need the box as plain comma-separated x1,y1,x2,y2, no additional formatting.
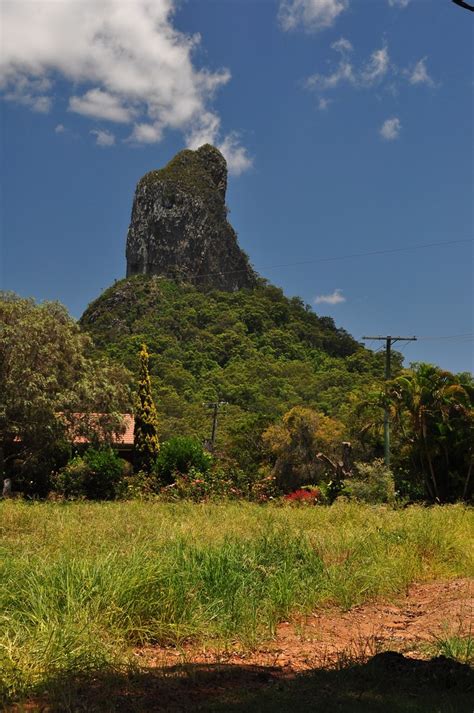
125,144,257,291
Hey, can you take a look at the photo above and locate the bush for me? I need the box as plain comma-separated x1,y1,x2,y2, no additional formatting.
11,440,71,498
160,465,277,502
154,437,212,484
116,470,159,500
283,486,321,505
53,448,125,500
343,459,395,504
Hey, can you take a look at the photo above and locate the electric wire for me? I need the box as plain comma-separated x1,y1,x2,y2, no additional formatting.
159,237,473,282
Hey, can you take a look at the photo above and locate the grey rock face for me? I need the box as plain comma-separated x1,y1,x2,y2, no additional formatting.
126,144,257,291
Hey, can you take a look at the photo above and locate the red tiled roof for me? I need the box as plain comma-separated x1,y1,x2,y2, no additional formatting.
69,414,135,446
12,414,135,447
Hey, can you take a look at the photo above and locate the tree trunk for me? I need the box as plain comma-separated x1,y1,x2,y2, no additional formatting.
2,478,12,498
462,459,473,502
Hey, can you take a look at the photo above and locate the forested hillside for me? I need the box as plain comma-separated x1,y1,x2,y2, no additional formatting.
80,275,393,469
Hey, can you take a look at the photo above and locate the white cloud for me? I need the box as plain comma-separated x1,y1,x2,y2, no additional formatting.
305,41,435,113
218,133,253,176
331,37,353,55
314,288,346,305
360,46,390,85
55,124,65,134
0,0,251,171
380,117,401,140
184,114,252,175
90,129,116,147
305,43,388,92
318,97,331,110
128,123,164,144
3,75,52,113
408,58,435,87
278,0,349,32
69,89,135,123
305,61,354,91
186,111,222,150
388,0,410,7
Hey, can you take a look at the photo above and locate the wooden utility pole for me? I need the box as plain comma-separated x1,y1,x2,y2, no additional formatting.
362,335,417,467
203,401,227,451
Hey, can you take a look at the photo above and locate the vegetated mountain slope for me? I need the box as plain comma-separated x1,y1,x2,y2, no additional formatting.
80,276,388,458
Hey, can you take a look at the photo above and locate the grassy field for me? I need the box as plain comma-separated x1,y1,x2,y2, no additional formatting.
1,500,473,707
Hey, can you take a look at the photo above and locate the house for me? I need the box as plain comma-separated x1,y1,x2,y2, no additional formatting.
68,413,135,461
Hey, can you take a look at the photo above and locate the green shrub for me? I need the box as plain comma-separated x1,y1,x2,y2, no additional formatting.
343,459,395,504
53,448,125,500
116,470,159,499
160,465,277,502
154,437,212,484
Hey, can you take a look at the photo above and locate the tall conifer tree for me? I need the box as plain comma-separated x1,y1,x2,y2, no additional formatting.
134,344,159,472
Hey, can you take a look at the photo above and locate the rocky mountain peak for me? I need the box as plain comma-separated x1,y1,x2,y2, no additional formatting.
125,144,257,291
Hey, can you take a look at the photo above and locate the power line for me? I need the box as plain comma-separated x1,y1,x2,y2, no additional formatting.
154,237,472,283
416,333,474,341
368,333,473,347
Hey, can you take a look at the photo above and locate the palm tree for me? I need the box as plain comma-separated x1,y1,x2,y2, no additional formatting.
389,363,472,502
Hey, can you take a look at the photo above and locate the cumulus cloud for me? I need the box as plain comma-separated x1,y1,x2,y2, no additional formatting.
218,133,253,176
69,89,135,123
2,75,52,113
278,0,349,32
54,124,65,134
90,129,116,147
0,0,250,172
314,289,346,305
128,123,164,145
408,58,435,87
380,117,401,140
388,0,410,7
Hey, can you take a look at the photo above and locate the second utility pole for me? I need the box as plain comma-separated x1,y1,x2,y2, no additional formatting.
203,400,227,451
362,335,417,467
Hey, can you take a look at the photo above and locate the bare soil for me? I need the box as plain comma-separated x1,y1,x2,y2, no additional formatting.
11,578,473,712
136,577,473,672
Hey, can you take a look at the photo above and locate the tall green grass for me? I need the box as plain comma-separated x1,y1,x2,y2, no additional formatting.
1,501,472,702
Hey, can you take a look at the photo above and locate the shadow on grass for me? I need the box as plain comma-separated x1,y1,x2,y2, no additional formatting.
8,652,474,713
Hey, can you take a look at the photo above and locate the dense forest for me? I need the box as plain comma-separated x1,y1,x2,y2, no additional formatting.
80,275,391,457
1,278,472,503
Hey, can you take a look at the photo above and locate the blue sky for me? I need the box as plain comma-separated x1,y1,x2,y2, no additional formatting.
1,0,473,372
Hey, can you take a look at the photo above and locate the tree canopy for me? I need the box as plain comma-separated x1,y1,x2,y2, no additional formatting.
0,292,132,493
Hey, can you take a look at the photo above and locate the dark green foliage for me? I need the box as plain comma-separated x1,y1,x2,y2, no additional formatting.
155,436,212,484
53,448,125,500
79,276,473,503
80,276,386,466
1,292,132,495
134,344,160,473
12,440,71,498
388,363,473,503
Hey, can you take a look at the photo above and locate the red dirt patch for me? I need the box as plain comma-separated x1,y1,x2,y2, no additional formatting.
136,578,473,672
9,580,473,712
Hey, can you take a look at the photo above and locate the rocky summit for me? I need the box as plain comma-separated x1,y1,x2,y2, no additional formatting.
125,144,257,291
